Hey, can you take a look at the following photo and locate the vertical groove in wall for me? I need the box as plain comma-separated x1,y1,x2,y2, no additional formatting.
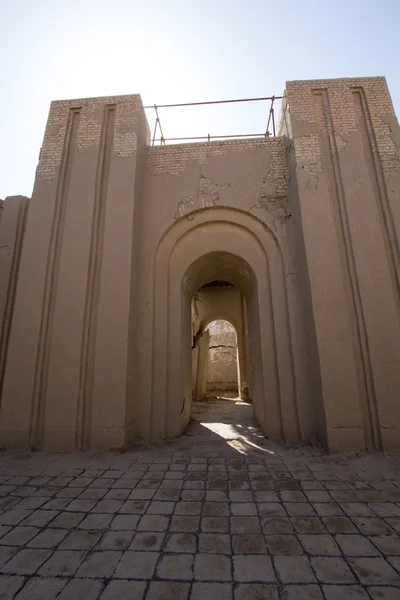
314,90,381,451
76,105,116,450
0,199,28,406
29,108,81,449
352,88,400,314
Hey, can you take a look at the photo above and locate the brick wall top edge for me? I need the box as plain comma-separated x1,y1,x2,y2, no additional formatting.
286,76,386,86
147,137,282,152
51,93,143,106
3,195,30,202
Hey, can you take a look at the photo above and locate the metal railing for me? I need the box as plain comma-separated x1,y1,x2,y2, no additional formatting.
144,95,282,146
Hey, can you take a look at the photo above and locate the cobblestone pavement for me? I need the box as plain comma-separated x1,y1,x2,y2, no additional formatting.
0,398,400,599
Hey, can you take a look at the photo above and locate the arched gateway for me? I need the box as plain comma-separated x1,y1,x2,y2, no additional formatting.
1,76,400,451
150,208,299,444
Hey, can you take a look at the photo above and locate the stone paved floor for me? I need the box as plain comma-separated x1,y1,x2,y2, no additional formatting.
0,397,400,599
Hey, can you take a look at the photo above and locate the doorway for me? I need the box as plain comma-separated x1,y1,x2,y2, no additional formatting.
150,209,299,445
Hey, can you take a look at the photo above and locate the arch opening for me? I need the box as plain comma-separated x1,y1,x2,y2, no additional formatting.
150,209,299,447
182,253,262,439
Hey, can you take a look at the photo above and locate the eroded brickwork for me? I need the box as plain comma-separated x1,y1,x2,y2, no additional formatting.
284,77,399,175
37,95,145,181
146,138,289,219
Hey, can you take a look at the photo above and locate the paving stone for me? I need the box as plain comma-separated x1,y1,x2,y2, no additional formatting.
335,533,381,556
0,545,18,568
285,503,317,517
265,535,303,555
322,517,357,533
274,556,316,583
259,503,287,517
199,533,231,553
169,516,199,532
146,581,190,600
312,503,344,517
0,526,39,546
147,501,175,515
77,513,113,529
233,554,275,582
340,503,376,517
60,530,102,550
111,514,141,530
156,489,182,500
234,583,279,599
97,530,134,549
50,511,85,527
105,489,132,499
304,491,332,503
0,510,33,526
202,502,229,516
281,491,307,502
262,517,294,534
231,516,260,533
282,585,324,599
349,556,400,584
157,553,194,580
77,550,122,577
130,532,165,551
323,585,370,599
57,578,104,600
38,550,87,575
229,491,253,502
370,535,400,555
384,518,400,533
231,502,258,515
2,548,51,574
65,499,97,512
92,499,124,513
369,503,400,518
298,534,340,555
367,586,400,599
120,500,149,514
0,575,25,600
100,579,146,600
191,582,232,600
195,553,232,581
353,517,394,535
26,527,68,548
13,576,66,599
201,516,229,533
311,556,356,583
114,551,159,578
166,533,197,553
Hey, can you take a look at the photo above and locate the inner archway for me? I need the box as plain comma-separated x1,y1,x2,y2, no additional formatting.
182,252,264,437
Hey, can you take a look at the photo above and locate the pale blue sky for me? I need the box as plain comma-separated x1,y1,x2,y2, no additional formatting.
1,0,399,198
